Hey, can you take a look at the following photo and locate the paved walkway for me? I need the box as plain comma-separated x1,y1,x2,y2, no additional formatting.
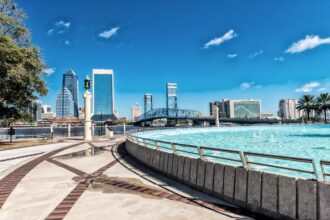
0,136,256,220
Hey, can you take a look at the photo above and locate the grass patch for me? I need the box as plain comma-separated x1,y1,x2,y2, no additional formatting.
0,139,56,151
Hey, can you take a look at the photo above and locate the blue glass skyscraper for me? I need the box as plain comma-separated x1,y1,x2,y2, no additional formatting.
92,69,115,121
62,69,79,118
56,87,74,118
144,94,153,113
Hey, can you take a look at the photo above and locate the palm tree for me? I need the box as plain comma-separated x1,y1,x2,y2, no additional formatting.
316,93,330,123
296,95,316,122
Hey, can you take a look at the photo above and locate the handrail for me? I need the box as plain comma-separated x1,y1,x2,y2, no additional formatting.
128,134,324,182
244,151,319,180
320,160,330,182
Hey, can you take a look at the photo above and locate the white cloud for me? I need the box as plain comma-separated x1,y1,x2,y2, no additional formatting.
317,87,327,92
240,82,255,90
249,50,263,58
99,27,120,39
227,54,238,58
295,81,321,92
64,40,70,45
286,35,330,54
55,20,71,28
42,68,56,76
274,57,284,62
204,29,237,49
47,29,54,36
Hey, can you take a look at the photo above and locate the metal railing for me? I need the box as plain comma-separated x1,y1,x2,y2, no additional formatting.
320,160,330,182
127,134,329,182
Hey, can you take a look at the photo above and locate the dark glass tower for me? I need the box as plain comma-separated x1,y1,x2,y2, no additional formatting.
144,94,153,113
62,69,79,118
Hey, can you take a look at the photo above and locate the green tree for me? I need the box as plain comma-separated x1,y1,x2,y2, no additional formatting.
316,93,330,123
0,0,47,126
296,95,316,122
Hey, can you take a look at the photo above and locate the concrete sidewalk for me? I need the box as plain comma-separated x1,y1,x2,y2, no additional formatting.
0,137,253,220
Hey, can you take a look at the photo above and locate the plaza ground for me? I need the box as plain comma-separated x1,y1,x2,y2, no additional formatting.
0,136,257,220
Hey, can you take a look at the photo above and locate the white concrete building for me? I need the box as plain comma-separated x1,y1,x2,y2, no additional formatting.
278,98,301,119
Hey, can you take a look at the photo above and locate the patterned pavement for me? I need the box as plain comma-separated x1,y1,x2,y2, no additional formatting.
0,137,257,220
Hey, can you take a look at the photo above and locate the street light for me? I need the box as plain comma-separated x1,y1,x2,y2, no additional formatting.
84,75,91,90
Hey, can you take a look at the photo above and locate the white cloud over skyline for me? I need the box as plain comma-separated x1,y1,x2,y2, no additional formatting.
99,27,120,39
227,54,238,58
42,68,56,76
317,87,327,92
47,20,71,36
295,81,321,92
55,20,71,28
274,57,284,62
204,29,236,49
286,35,330,53
249,50,263,58
240,82,254,90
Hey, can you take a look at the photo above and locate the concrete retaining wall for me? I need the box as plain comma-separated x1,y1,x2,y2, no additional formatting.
125,140,329,220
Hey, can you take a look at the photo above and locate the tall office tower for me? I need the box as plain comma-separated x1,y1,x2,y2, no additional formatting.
144,94,153,113
92,69,115,122
63,69,79,118
166,83,178,117
56,87,74,118
26,100,42,121
278,99,300,119
131,104,141,122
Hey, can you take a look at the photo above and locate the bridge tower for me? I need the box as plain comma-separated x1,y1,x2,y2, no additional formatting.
166,83,178,117
166,83,178,126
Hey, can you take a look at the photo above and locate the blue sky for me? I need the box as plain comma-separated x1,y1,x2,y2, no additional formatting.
17,0,330,118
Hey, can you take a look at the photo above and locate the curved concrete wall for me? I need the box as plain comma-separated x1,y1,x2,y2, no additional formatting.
126,140,330,220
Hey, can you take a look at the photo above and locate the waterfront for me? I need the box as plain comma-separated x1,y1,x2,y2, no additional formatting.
134,125,330,178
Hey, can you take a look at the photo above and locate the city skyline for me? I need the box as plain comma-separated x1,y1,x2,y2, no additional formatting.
16,0,330,117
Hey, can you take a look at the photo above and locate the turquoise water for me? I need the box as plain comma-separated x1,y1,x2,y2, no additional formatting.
134,125,330,179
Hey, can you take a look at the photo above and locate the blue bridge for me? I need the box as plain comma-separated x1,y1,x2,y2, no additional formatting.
135,108,280,125
135,108,206,124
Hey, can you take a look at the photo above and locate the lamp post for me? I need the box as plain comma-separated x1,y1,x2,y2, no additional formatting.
84,75,92,141
215,106,220,127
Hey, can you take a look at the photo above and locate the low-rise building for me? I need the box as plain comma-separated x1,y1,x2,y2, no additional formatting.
210,99,261,118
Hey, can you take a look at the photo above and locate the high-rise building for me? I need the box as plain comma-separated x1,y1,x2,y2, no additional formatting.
41,104,54,119
26,100,42,121
278,99,300,119
144,94,153,113
56,87,74,118
209,99,261,118
166,83,177,117
92,69,115,121
63,70,79,118
209,100,226,117
131,104,141,122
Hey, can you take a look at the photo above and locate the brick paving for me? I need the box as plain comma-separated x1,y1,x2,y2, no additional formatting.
45,142,247,219
0,152,44,163
47,158,87,177
0,139,258,220
44,142,123,220
0,142,84,209
44,182,89,220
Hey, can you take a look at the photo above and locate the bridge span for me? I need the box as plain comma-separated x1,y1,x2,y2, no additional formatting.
134,108,279,125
